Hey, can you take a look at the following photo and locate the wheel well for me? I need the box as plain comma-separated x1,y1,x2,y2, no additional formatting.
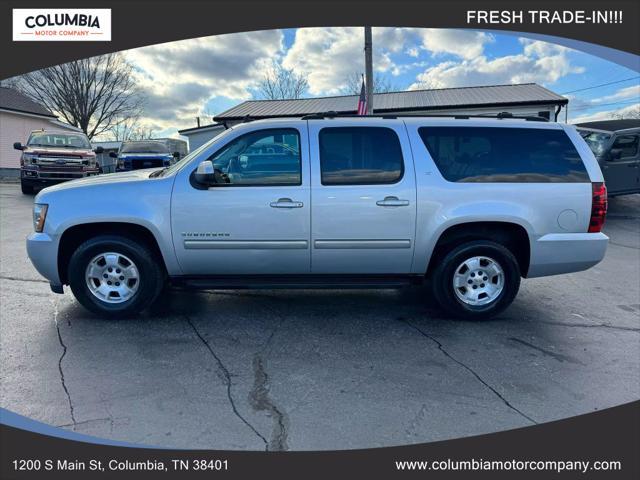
426,222,531,277
58,222,166,285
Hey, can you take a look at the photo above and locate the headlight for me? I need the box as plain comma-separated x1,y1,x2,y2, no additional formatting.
23,153,38,163
33,204,48,233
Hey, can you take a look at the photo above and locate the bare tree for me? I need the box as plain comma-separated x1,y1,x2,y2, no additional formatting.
107,116,155,142
341,72,398,95
12,53,143,139
258,61,308,100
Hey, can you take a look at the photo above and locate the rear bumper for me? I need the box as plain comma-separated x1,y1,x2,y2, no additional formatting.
26,232,62,288
527,232,608,278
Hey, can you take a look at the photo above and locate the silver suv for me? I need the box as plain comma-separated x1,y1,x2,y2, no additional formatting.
26,115,609,319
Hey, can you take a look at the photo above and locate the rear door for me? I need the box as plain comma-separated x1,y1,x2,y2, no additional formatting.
602,133,640,194
308,119,417,274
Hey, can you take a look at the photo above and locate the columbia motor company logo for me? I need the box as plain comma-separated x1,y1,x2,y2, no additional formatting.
13,9,111,41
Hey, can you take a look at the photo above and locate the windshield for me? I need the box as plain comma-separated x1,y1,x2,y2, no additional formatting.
121,141,170,154
27,132,91,149
579,130,611,157
154,127,237,178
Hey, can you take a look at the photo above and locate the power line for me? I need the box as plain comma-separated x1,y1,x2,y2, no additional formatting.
560,76,640,95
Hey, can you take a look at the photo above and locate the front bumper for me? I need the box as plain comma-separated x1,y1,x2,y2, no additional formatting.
26,232,62,290
21,166,100,184
527,232,608,278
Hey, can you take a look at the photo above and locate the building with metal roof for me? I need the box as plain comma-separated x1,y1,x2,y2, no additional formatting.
213,83,567,124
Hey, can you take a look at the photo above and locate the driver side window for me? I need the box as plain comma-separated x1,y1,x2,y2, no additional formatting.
206,128,301,186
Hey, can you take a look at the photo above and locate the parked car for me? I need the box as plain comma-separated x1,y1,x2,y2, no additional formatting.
111,140,179,171
13,130,103,194
576,119,640,197
26,115,608,319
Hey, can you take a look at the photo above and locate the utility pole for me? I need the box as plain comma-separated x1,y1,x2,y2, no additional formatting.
364,26,374,114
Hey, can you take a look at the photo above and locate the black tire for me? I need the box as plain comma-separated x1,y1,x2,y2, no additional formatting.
430,240,520,320
20,181,34,195
68,235,165,317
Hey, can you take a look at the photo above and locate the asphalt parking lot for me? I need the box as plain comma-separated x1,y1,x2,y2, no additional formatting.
1,182,639,451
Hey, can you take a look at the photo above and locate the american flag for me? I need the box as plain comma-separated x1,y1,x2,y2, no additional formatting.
357,76,367,115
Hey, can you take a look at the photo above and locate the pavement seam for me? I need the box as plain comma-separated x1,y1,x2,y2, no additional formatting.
183,314,269,448
401,319,537,425
53,299,77,429
0,275,48,284
249,356,289,451
533,320,640,332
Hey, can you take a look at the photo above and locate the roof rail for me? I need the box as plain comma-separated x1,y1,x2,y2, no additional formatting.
300,111,549,122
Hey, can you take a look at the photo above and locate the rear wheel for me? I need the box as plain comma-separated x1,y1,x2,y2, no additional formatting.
431,240,520,320
20,181,34,195
68,235,165,317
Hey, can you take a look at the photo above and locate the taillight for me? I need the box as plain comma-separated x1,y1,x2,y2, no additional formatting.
588,182,607,233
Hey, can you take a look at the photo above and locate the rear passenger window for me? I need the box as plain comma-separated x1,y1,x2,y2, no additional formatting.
319,127,404,185
418,127,589,183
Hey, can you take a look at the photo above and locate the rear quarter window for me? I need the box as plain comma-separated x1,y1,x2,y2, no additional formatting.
418,126,589,183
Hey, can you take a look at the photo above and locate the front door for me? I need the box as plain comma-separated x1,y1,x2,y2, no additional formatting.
171,124,311,275
602,133,640,194
308,120,417,274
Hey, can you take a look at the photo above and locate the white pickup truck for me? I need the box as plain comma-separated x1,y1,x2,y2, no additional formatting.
27,115,608,319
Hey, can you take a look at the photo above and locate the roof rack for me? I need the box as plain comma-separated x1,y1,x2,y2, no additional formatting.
300,111,549,122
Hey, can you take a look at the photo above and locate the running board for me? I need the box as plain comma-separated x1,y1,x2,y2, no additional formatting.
171,274,424,290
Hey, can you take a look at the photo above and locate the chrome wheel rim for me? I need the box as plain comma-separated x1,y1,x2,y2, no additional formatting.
453,256,504,306
85,252,140,304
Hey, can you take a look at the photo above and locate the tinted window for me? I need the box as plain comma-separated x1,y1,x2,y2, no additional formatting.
207,128,301,186
418,127,589,183
611,135,638,158
319,127,403,185
27,132,90,149
121,141,170,154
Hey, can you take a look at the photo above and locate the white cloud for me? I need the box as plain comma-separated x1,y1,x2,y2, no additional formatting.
409,39,583,90
283,27,411,95
570,103,640,123
416,29,493,60
124,30,284,130
593,84,640,103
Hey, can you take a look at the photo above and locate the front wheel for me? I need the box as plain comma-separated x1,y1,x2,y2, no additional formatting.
68,235,165,317
430,240,521,320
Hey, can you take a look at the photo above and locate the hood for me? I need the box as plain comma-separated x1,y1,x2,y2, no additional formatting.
36,168,160,197
119,153,172,159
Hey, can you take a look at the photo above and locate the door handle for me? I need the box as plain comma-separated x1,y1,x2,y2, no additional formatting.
376,196,409,207
270,198,304,208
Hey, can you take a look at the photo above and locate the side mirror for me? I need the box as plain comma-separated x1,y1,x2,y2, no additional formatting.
173,151,180,158
608,149,623,161
13,142,24,151
109,151,118,158
194,160,216,185
94,146,104,154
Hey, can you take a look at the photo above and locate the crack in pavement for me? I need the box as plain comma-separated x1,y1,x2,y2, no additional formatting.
533,319,640,332
53,300,76,429
0,275,48,284
608,241,640,250
401,319,537,425
249,356,289,451
183,315,268,448
509,337,581,364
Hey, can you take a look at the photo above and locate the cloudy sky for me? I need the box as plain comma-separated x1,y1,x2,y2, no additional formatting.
121,27,639,139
